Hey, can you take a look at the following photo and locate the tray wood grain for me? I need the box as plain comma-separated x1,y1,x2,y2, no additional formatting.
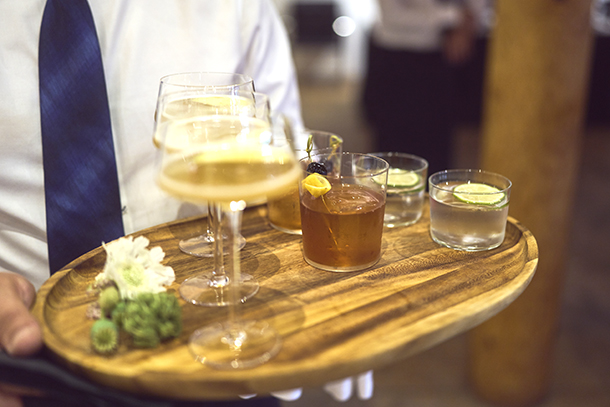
32,199,538,400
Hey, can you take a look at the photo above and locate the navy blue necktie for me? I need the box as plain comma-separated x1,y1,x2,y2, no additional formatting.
39,0,124,274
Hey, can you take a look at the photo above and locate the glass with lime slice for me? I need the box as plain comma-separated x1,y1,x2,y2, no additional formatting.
371,152,428,228
429,169,512,251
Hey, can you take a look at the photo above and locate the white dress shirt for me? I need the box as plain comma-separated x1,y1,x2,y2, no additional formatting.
372,0,488,50
0,0,303,289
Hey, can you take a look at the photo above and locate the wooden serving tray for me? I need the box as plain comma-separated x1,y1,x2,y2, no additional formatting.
32,199,538,400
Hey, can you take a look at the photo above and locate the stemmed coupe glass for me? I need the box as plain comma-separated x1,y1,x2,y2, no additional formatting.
156,98,299,368
152,72,252,259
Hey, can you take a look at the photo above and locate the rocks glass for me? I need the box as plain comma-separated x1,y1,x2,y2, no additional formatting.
371,152,428,228
299,152,389,272
267,130,342,234
429,169,512,251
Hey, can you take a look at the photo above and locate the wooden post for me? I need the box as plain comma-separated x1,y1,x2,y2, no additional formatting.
468,0,594,406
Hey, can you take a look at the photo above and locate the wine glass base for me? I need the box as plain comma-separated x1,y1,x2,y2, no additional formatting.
179,272,259,306
189,320,282,369
179,233,247,257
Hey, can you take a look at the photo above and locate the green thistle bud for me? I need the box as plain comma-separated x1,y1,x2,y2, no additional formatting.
99,286,120,317
117,292,182,348
90,319,119,354
131,327,160,348
111,301,127,328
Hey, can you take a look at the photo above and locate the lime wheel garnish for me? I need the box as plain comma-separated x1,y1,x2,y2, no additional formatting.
453,182,505,205
386,168,420,188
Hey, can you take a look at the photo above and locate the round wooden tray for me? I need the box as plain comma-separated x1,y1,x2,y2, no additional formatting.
32,200,538,400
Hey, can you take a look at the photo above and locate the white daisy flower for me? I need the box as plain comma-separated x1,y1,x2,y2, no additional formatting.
95,236,175,300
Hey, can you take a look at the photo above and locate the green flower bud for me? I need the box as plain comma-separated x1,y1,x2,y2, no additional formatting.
117,292,182,348
99,286,120,317
90,319,119,354
131,327,160,348
111,301,127,328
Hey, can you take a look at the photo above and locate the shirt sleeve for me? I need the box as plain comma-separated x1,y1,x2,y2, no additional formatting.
240,0,305,135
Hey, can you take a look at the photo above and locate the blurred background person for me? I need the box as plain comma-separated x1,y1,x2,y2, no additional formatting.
362,0,488,175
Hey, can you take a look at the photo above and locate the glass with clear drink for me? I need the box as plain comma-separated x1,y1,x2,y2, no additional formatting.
299,152,389,272
428,169,512,251
267,130,342,234
371,152,428,228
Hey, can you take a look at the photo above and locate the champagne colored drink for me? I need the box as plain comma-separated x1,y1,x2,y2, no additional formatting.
429,169,512,251
154,93,259,149
159,148,300,205
158,117,299,205
153,72,254,148
299,153,389,272
372,152,428,228
267,130,343,234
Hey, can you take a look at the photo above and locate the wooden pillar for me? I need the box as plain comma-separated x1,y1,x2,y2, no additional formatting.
468,1,594,406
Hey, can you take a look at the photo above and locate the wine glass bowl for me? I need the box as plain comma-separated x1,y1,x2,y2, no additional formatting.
157,115,297,207
152,72,254,259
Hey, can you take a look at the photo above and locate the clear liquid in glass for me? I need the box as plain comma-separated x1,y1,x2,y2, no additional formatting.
429,181,509,251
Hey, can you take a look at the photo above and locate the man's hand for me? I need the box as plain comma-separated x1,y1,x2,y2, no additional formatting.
0,272,44,407
0,273,42,356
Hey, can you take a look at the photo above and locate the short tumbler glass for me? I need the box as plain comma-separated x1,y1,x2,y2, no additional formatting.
299,152,389,272
267,130,342,234
371,152,428,228
428,169,512,251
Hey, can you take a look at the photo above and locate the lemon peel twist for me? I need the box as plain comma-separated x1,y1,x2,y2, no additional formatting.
302,173,331,197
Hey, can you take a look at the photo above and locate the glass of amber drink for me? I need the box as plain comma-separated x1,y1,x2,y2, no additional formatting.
267,130,342,234
299,152,389,272
429,169,512,251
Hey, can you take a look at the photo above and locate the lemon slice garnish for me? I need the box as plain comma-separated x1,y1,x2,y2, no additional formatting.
302,173,331,197
387,168,420,188
453,182,505,205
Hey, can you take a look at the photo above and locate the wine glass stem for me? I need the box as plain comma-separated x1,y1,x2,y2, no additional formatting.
225,202,245,330
204,203,215,239
210,203,228,287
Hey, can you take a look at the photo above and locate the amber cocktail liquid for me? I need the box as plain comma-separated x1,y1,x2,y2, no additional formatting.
301,184,385,271
299,152,389,272
267,131,343,235
267,185,301,233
